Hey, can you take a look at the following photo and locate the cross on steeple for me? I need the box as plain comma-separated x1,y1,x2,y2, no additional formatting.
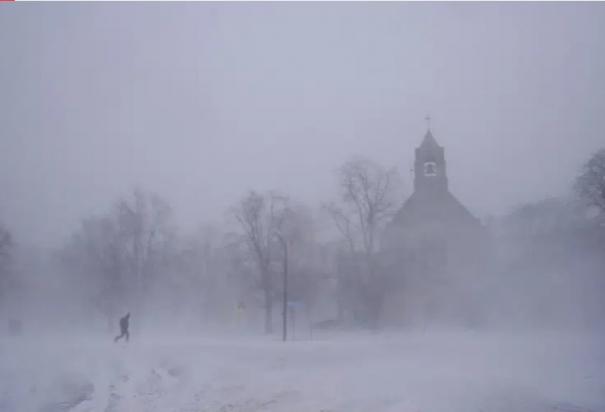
425,114,432,131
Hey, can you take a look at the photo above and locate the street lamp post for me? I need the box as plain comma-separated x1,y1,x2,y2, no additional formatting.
275,232,288,342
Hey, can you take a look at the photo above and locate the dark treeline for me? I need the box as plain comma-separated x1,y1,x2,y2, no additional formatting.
1,150,604,336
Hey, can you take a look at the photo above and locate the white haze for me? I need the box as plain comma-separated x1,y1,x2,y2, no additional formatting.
0,3,604,412
0,3,604,247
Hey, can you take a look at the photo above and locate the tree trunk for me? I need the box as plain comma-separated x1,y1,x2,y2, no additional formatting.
264,288,273,334
336,272,346,322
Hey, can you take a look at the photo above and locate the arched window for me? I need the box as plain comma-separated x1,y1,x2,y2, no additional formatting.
424,161,437,176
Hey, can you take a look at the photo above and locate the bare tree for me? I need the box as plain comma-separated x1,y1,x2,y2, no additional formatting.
179,224,234,327
232,191,288,334
323,203,357,256
115,189,175,311
575,148,605,217
58,215,125,328
59,189,175,325
339,158,398,260
0,224,11,271
0,224,13,300
325,157,400,327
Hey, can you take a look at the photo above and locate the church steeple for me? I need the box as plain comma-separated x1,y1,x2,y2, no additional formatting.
414,128,448,193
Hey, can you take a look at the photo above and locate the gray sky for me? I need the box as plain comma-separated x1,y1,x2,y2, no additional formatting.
1,3,604,248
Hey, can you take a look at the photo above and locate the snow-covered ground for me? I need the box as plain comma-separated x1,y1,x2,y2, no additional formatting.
1,330,604,412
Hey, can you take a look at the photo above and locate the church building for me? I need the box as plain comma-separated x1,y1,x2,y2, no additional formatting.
381,127,488,327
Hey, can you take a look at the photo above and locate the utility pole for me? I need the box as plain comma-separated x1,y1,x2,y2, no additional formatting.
275,231,288,342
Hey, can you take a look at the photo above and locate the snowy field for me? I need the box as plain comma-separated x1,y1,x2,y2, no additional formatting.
1,330,604,412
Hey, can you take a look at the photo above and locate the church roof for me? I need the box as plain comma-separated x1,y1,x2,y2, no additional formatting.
391,189,481,230
418,129,441,150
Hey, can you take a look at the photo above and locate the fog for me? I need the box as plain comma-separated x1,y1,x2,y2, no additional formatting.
2,3,604,248
1,3,605,412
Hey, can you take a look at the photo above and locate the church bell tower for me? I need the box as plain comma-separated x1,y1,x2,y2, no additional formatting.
414,128,448,193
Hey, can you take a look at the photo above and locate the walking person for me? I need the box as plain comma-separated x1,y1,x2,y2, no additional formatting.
114,312,130,343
